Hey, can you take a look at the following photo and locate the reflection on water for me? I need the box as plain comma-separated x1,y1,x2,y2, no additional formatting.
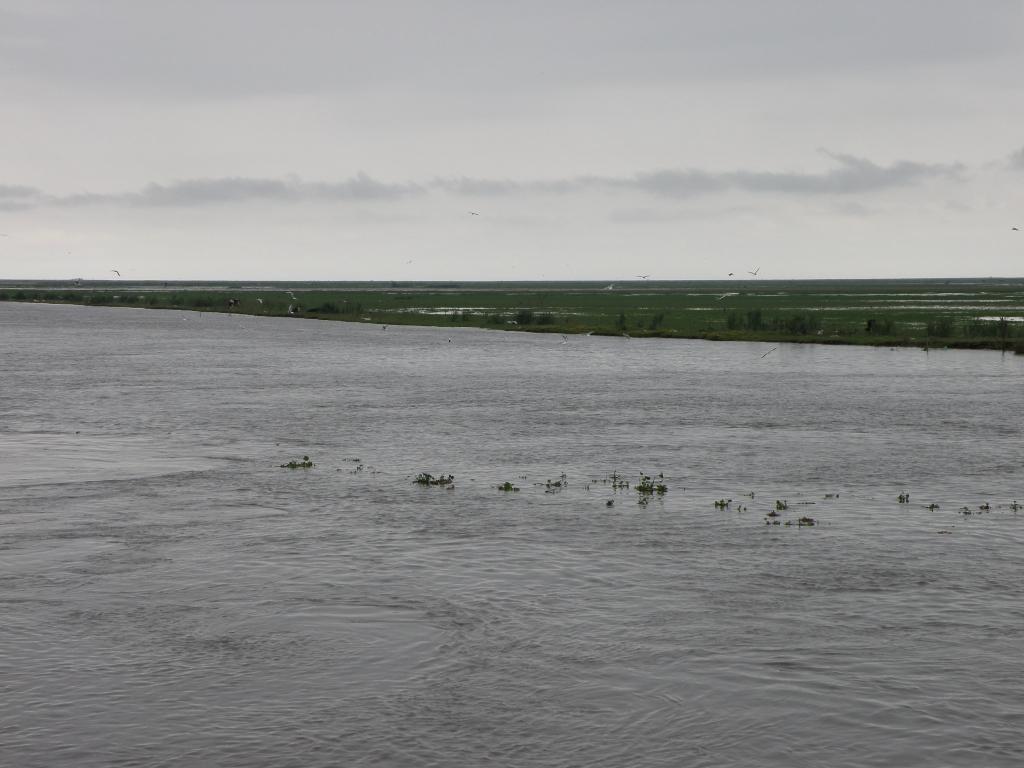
2,302,1024,767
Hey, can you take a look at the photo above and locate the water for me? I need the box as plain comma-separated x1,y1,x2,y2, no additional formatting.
2,302,1023,767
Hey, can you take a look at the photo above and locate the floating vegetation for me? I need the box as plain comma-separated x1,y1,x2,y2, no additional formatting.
898,493,911,503
635,474,667,496
797,516,817,526
1011,501,1022,511
414,473,454,486
713,499,732,509
979,503,990,511
926,503,940,510
280,455,314,469
497,481,520,492
606,499,615,507
775,500,788,511
824,493,839,499
765,510,780,518
543,473,569,493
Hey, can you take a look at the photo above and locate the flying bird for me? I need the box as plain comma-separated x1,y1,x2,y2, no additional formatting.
604,284,615,290
716,292,738,301
256,298,263,305
468,211,480,216
636,274,650,279
761,347,777,358
1014,227,1020,231
728,272,734,276
748,267,760,276
111,269,121,277
561,335,568,344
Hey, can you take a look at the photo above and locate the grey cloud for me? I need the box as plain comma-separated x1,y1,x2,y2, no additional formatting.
6,154,965,212
50,174,422,207
435,153,963,199
0,184,40,199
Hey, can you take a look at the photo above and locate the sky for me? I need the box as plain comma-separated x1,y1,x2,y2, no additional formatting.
1,0,1023,280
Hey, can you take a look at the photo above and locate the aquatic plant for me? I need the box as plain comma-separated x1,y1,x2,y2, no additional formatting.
281,455,314,469
713,499,731,509
636,474,667,496
797,516,817,526
897,493,910,503
775,500,788,511
414,473,454,486
927,503,940,510
497,481,520,492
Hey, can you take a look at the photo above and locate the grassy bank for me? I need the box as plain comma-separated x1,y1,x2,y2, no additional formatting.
3,278,1024,352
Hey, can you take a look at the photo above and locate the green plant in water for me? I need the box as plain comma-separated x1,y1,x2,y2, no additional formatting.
414,473,454,486
775,499,788,510
498,481,520,492
281,455,314,469
636,474,668,496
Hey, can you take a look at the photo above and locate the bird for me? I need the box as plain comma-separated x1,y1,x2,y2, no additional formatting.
286,291,297,300
1014,227,1020,231
728,272,734,276
256,298,263,305
748,267,760,276
761,347,777,358
111,269,121,277
287,304,295,315
560,335,568,344
636,274,650,279
716,293,737,301
622,332,631,340
604,284,615,290
468,211,480,216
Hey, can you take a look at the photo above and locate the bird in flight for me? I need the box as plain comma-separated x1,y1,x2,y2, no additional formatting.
761,347,777,358
728,272,734,276
111,269,121,277
1014,226,1020,231
748,267,760,276
604,284,615,290
636,274,650,279
716,292,738,301
468,211,480,216
256,298,263,305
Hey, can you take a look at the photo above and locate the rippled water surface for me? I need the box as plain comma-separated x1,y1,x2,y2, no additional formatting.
2,302,1024,767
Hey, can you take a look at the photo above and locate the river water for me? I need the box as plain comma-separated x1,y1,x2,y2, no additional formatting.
2,301,1023,767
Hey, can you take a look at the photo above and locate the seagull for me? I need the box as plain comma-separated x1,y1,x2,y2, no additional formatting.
716,292,738,301
728,272,734,276
111,269,121,277
604,284,615,290
636,274,650,279
468,211,480,216
256,297,263,305
761,347,777,358
748,267,760,276
286,291,297,300
287,304,295,315
560,335,568,344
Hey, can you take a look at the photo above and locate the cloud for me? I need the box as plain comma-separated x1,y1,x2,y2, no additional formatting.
50,173,423,207
434,152,963,199
1008,147,1024,171
3,153,965,212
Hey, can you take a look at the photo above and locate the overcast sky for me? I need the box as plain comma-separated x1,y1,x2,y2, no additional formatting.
2,0,1022,280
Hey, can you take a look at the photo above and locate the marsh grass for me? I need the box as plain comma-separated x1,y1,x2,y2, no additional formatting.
4,278,1024,350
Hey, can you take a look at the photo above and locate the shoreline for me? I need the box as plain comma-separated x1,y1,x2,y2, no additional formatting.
4,295,1022,354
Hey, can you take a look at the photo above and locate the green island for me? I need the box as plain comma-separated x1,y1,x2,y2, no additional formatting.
2,277,1023,352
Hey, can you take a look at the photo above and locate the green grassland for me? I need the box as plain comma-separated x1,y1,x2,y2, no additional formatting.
3,278,1024,352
